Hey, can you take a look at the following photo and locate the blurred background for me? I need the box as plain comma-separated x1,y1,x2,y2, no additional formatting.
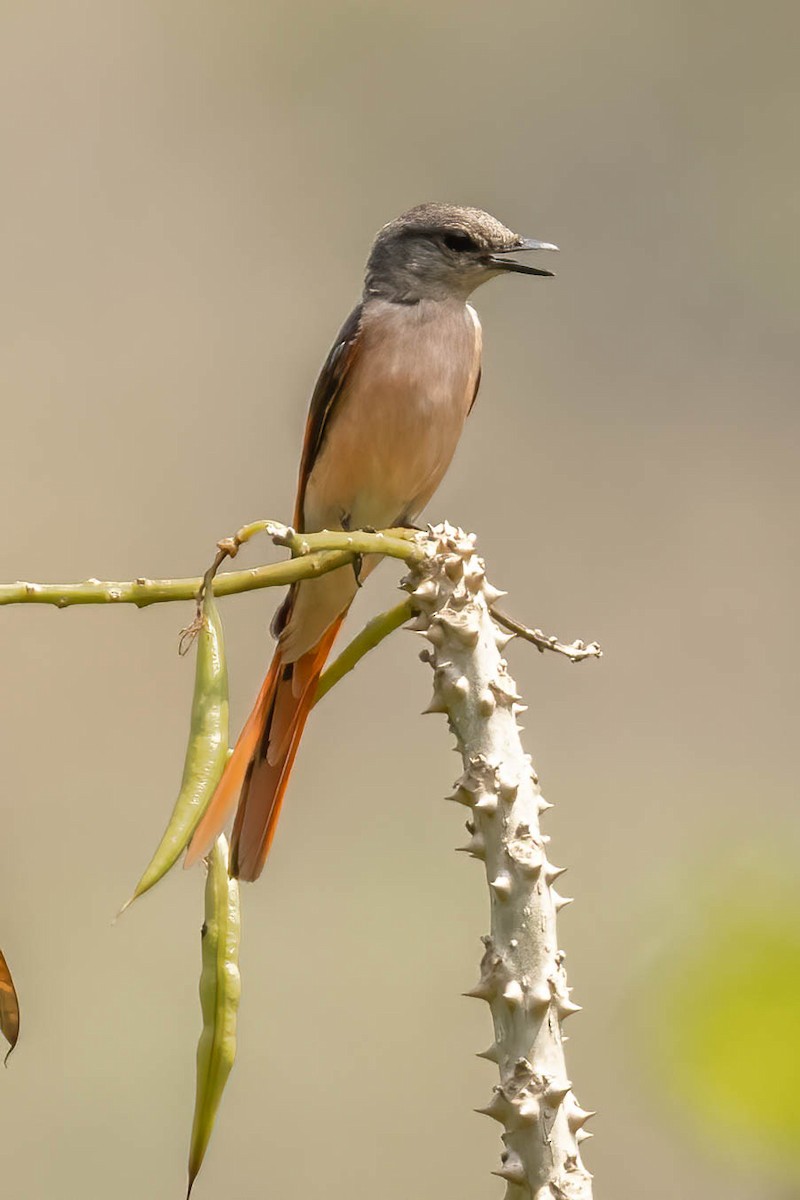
1,2,798,1197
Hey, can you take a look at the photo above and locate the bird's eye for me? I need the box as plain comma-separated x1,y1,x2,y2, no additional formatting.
443,231,479,254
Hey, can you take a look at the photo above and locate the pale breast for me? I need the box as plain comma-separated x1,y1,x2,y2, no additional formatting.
280,297,481,663
303,297,481,531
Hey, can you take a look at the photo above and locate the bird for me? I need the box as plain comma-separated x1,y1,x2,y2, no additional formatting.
185,203,557,881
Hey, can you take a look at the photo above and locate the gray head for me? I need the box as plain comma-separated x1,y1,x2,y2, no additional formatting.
364,203,557,304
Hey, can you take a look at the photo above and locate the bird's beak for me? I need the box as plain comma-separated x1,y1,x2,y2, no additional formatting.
488,238,559,277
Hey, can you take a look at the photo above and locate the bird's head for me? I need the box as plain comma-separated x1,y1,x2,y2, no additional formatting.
364,203,557,304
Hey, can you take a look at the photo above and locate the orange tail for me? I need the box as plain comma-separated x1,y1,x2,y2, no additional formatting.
185,617,344,881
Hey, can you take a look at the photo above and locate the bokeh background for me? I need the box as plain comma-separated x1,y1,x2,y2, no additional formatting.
1,3,798,1197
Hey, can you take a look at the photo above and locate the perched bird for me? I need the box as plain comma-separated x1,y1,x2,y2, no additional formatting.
186,203,556,881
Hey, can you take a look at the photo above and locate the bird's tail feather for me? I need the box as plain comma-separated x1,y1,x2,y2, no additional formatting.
185,617,344,881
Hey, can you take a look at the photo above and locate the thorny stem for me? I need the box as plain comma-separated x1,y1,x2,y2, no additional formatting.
491,609,602,663
405,523,594,1199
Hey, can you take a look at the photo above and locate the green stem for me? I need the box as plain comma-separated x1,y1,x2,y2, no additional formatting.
314,598,414,706
0,528,423,609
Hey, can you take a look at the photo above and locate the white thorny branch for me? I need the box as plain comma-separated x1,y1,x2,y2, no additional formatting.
403,523,595,1200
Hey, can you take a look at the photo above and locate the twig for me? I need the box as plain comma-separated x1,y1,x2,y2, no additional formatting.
491,608,602,663
0,527,423,610
314,598,414,705
193,520,279,622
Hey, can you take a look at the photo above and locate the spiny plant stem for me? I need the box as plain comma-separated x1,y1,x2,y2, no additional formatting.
404,522,594,1199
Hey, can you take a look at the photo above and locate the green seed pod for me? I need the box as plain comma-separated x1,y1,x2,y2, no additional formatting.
120,593,229,911
187,835,241,1197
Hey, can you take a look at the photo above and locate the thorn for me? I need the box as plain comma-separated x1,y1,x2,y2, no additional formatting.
412,579,438,604
405,613,430,632
439,611,481,646
489,676,522,706
544,862,568,884
567,1105,597,1132
537,796,553,813
463,946,503,1001
463,983,493,1001
476,1043,500,1063
502,979,524,1008
477,690,496,716
492,1153,527,1186
512,702,528,716
494,629,515,652
545,1078,572,1106
474,793,498,815
444,788,475,808
497,771,519,802
455,833,486,860
528,982,552,1010
463,985,492,1002
516,1097,541,1125
475,1089,511,1124
452,768,479,795
421,693,448,715
512,850,544,878
423,623,445,646
576,1128,594,1144
489,874,512,900
443,553,464,581
463,562,485,592
556,997,583,1019
552,890,574,912
483,584,507,605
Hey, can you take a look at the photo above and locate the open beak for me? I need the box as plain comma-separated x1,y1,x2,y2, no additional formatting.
488,237,559,277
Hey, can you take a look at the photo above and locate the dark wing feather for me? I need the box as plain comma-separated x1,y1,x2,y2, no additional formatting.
271,304,364,642
468,365,482,415
292,303,364,531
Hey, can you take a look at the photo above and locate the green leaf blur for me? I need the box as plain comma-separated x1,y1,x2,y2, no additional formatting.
647,889,800,1178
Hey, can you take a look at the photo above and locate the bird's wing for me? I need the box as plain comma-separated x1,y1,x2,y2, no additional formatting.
468,365,482,414
292,303,364,531
268,303,364,644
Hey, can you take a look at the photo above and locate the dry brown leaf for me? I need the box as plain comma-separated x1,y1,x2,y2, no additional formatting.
0,949,20,1064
